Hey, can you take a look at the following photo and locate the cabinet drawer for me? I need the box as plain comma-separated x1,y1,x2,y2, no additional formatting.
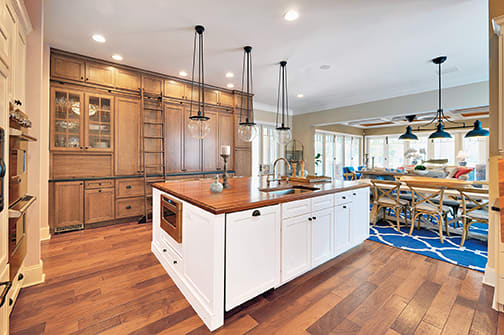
7,268,25,315
334,191,352,206
115,197,144,218
281,198,311,219
311,194,334,211
158,238,183,277
85,179,114,189
115,179,144,198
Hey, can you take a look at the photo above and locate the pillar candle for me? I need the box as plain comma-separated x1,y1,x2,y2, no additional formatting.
220,145,230,156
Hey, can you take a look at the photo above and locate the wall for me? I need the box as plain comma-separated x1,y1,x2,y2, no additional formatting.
316,124,364,136
293,81,489,173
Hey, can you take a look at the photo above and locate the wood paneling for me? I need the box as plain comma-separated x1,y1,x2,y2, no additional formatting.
84,188,115,224
202,110,218,171
53,181,84,231
50,54,85,82
115,96,141,175
85,62,115,87
115,197,144,218
9,224,499,335
115,68,141,91
164,102,184,172
51,153,113,178
115,178,144,198
218,112,234,170
183,109,201,172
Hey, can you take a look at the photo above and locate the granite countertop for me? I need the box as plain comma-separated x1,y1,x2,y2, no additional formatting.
152,176,369,214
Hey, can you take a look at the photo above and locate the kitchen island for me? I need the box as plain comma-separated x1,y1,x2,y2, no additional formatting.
151,177,370,331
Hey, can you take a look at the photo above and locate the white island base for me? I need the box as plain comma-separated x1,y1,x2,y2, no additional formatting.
151,185,370,331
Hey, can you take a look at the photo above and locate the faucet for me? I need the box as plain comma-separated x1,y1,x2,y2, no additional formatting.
267,157,292,186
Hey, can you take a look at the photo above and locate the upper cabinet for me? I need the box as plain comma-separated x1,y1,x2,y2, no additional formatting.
85,62,115,87
51,54,85,82
143,75,163,95
115,68,140,92
51,87,113,152
164,79,186,100
115,97,141,175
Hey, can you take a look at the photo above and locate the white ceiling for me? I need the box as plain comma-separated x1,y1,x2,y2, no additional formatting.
44,0,488,115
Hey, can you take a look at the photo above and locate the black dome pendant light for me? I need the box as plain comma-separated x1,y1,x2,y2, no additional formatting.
187,25,211,139
275,61,292,145
237,46,258,142
428,56,451,140
399,115,418,141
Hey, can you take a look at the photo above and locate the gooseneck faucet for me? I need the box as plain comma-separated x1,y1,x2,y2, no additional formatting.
267,157,292,186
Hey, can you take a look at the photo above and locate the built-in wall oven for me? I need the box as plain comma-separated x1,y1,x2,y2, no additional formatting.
160,194,183,243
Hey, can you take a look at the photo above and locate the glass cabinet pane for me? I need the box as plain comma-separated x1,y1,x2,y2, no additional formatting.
87,95,112,150
53,90,82,149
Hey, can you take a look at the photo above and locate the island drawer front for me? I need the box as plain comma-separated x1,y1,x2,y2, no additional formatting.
281,198,311,219
115,179,144,198
334,191,352,206
158,238,183,277
311,194,334,211
85,179,114,189
115,197,144,218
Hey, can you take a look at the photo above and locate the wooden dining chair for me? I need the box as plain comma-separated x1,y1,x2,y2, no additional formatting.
456,187,489,247
406,182,451,243
370,180,409,231
343,172,357,181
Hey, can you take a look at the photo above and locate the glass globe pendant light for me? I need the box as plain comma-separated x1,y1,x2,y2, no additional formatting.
275,61,292,145
237,46,258,142
188,25,211,139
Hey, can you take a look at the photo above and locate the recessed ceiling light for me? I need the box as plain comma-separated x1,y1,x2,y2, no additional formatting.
297,94,304,98
112,54,123,61
226,83,234,88
225,72,234,78
179,71,188,77
320,65,331,70
284,10,299,21
92,34,106,43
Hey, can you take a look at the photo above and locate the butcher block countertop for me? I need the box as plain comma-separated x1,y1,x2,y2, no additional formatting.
152,176,369,214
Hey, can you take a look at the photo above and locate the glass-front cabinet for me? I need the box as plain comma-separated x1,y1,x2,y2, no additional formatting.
51,88,113,151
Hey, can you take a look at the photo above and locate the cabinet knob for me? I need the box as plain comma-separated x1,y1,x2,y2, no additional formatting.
353,193,356,196
79,183,83,185
342,196,346,199
343,206,347,209
252,210,261,217
162,249,167,252
126,205,132,209
80,146,83,149
85,146,89,149
173,260,177,264
80,76,84,80
312,216,317,220
98,183,102,185
126,185,132,189
9,298,13,306
18,273,23,281
308,217,312,221
98,190,102,193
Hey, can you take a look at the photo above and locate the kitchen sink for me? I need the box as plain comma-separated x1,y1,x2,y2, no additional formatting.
258,185,320,195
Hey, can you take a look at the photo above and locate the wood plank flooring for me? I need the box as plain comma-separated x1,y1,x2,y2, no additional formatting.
10,222,503,335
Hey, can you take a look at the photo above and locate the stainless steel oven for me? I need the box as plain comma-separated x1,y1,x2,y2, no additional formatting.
160,194,183,243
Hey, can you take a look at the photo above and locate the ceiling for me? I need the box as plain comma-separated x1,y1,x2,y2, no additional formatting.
44,0,488,115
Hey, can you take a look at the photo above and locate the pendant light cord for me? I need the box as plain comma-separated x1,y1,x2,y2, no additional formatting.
190,31,196,116
190,27,205,118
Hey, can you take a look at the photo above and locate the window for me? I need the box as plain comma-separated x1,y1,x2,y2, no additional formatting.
387,138,404,169
252,124,284,176
432,137,455,164
463,136,489,167
367,137,385,168
314,130,362,177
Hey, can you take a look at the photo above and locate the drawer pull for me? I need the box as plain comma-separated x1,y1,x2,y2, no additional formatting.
342,196,346,199
126,205,132,209
9,298,13,306
98,183,102,186
308,217,312,221
163,249,167,252
126,185,132,189
173,260,178,264
18,273,23,281
252,210,261,217
343,206,347,209
312,216,317,220
0,281,12,308
353,193,356,196
98,190,102,193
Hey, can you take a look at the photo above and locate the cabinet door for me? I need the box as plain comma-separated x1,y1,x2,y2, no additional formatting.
164,79,186,99
13,27,25,105
51,88,84,151
85,62,115,87
281,213,311,284
50,54,84,82
85,188,115,224
143,75,163,95
85,93,113,151
219,91,234,107
218,112,234,170
164,103,183,172
115,96,140,175
349,187,370,244
334,204,351,256
311,207,334,268
226,205,280,311
115,68,140,91
0,62,8,335
183,109,201,172
204,89,219,105
202,110,218,171
234,148,251,177
54,181,84,230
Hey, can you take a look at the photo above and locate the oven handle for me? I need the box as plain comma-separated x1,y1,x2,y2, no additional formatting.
0,281,12,308
161,197,181,212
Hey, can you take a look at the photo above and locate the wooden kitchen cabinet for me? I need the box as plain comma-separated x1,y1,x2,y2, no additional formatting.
202,110,218,171
219,91,234,107
183,109,202,172
218,112,234,170
13,25,26,106
225,205,280,311
50,88,85,151
53,181,84,232
115,68,141,91
204,89,220,105
164,102,184,172
85,187,115,224
85,62,115,87
85,93,114,152
50,54,85,82
164,79,187,100
143,75,163,95
115,96,141,175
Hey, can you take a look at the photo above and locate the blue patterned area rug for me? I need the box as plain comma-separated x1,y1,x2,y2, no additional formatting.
368,222,488,272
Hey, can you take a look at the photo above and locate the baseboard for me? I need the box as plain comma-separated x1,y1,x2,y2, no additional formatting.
22,261,45,288
40,225,51,241
483,266,496,287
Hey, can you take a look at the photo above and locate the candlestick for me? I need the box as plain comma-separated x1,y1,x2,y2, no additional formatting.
220,153,231,189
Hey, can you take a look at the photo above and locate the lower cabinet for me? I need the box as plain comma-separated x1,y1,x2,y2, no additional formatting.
85,188,115,224
350,187,370,244
225,205,280,311
115,197,144,218
311,207,334,268
281,213,312,283
53,181,84,232
334,203,351,255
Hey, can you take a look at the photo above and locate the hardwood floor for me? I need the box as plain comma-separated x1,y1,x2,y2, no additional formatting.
10,222,503,335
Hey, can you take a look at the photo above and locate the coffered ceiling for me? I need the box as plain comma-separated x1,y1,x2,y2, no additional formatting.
44,0,488,115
